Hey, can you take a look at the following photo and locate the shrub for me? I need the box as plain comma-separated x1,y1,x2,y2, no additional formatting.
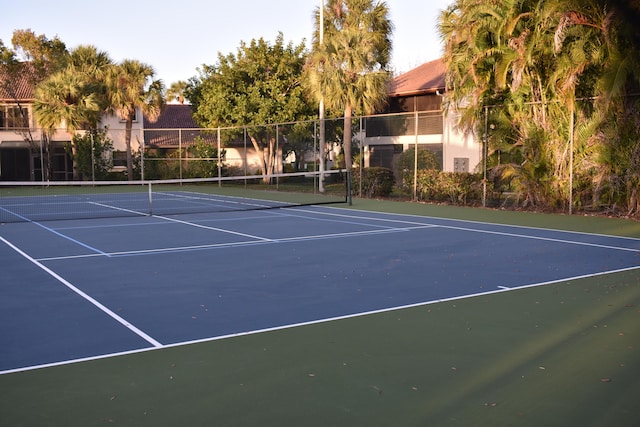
352,167,395,197
397,147,441,171
408,170,486,205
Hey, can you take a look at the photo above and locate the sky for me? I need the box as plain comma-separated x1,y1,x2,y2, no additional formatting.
1,0,454,86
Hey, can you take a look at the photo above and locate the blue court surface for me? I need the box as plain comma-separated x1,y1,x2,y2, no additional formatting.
1,204,639,373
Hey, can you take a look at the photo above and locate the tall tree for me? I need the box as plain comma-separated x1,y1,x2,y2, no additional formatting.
553,0,640,214
166,80,188,104
440,0,640,214
186,33,315,182
305,0,393,170
10,29,68,82
33,45,112,179
440,0,562,207
106,60,165,180
1,30,68,180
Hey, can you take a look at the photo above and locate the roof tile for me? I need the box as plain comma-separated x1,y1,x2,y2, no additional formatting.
389,58,445,97
143,104,197,129
0,62,36,101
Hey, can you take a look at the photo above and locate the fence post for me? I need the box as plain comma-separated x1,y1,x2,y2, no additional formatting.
413,110,419,201
569,103,574,215
483,105,488,208
217,127,221,185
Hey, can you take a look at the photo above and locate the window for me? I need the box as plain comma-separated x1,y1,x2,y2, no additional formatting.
365,111,443,137
112,151,127,167
0,105,30,129
119,109,137,122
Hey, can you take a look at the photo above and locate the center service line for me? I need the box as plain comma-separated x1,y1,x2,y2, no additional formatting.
0,235,162,348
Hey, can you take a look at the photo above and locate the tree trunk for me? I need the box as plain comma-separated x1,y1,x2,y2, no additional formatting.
71,139,79,180
125,118,134,180
248,133,275,184
343,104,352,170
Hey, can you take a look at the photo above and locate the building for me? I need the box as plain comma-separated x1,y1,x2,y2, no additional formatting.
142,104,266,178
363,58,480,175
0,63,144,181
1,59,480,182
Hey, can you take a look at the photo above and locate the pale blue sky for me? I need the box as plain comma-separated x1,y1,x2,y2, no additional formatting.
1,0,453,85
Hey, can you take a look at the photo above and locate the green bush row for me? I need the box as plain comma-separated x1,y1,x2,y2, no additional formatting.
352,167,496,206
404,170,488,205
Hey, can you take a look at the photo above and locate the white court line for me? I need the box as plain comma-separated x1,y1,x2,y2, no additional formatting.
36,226,434,260
89,201,148,216
437,224,640,253
0,235,162,348
0,207,109,257
322,205,640,242
152,214,274,241
160,191,281,210
3,264,639,376
297,207,640,253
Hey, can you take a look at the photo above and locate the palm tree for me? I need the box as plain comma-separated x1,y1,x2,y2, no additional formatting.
106,60,165,180
33,70,104,180
34,70,103,131
306,0,393,170
440,0,640,213
33,45,112,179
440,0,573,208
166,80,188,104
553,0,640,214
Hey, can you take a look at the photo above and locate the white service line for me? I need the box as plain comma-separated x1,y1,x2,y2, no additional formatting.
36,225,431,260
89,201,148,216
0,235,163,348
153,214,274,241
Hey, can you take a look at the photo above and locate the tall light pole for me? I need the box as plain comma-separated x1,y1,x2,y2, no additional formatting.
318,0,326,192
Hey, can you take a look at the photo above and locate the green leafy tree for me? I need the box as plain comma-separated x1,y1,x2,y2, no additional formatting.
305,0,393,170
439,0,560,207
1,30,68,180
186,137,225,178
553,0,640,214
9,29,68,81
186,33,315,183
72,127,114,180
33,45,112,179
439,0,640,214
106,60,165,180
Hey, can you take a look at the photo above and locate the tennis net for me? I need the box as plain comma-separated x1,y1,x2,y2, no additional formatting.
0,170,350,223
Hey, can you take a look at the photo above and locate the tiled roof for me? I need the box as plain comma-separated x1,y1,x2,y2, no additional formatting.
389,58,446,97
143,104,197,129
143,104,217,147
0,62,36,101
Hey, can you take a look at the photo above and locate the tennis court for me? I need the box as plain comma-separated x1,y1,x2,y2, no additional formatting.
1,183,640,426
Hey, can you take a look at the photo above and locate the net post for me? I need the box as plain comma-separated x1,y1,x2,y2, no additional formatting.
346,169,352,206
148,182,153,216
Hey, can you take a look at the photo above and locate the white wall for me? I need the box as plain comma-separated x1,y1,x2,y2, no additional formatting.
100,108,144,153
363,111,481,173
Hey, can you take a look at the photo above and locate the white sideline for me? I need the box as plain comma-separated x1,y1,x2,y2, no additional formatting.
0,235,163,349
